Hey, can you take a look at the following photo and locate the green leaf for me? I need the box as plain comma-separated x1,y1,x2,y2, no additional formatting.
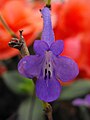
2,71,34,94
60,80,90,100
79,106,90,120
18,98,45,120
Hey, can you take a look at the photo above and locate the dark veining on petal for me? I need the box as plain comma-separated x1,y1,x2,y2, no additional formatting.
48,71,51,79
44,67,51,80
49,64,50,67
44,68,47,80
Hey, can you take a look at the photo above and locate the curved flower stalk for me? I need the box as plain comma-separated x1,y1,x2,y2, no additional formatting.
18,7,79,102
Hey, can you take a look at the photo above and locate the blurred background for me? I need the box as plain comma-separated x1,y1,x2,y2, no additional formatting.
0,0,90,120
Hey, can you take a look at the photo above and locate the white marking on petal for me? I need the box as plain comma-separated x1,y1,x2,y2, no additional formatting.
43,51,53,81
23,61,26,64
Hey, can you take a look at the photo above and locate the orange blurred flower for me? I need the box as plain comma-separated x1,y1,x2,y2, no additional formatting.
0,0,42,60
0,0,8,9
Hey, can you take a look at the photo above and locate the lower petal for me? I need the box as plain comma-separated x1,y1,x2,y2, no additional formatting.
54,56,79,82
36,76,61,102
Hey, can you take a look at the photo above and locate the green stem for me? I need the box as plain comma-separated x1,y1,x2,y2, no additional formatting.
47,0,51,5
46,0,51,7
0,15,16,37
43,102,53,120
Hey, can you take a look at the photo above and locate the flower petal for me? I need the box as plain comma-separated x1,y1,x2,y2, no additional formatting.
85,94,90,102
72,99,84,106
36,75,61,102
34,40,49,55
54,56,79,82
18,55,43,78
50,40,64,55
41,7,55,46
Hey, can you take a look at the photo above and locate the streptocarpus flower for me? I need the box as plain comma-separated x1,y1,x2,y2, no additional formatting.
72,94,90,107
18,7,79,102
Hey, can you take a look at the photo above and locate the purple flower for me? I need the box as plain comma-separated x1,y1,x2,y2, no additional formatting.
18,7,79,102
72,94,90,107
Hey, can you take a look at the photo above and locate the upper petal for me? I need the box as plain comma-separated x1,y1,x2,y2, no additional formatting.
36,75,61,102
18,55,43,79
34,40,49,55
50,40,64,55
53,56,79,82
41,7,55,46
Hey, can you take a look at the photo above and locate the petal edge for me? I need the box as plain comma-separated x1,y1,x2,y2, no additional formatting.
50,40,64,55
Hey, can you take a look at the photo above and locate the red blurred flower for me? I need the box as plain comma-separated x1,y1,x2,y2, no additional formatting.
53,0,90,78
62,33,90,78
54,0,90,39
78,33,90,78
0,0,42,60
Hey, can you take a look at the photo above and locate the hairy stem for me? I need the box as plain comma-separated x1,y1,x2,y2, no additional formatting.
19,30,30,57
8,30,30,57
